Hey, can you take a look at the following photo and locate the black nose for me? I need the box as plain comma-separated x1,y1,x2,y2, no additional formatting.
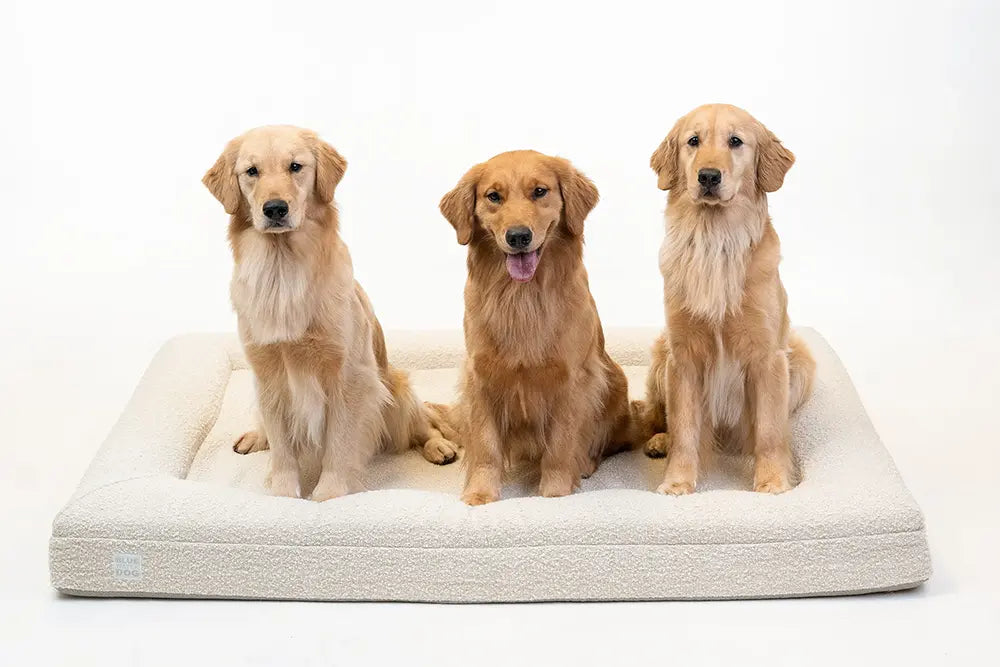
505,226,532,250
262,199,289,221
697,168,722,188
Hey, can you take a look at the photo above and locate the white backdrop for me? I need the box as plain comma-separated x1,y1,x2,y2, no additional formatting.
3,1,1000,664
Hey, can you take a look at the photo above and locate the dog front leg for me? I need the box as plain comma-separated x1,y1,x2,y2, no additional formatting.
462,401,503,506
657,354,702,495
311,392,378,502
749,350,794,493
539,420,577,498
260,411,300,498
539,404,597,497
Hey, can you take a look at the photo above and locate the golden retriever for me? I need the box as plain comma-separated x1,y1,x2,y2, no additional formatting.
203,125,458,501
642,104,815,495
439,150,636,505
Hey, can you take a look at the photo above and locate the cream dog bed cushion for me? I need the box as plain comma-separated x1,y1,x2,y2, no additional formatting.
49,328,930,601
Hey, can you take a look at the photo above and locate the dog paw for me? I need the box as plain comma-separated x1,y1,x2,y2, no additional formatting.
233,431,268,455
310,471,356,502
753,457,794,494
753,474,793,494
461,489,499,506
643,433,669,458
267,472,300,499
539,470,576,498
421,437,459,465
656,481,695,495
539,482,574,498
656,472,696,496
310,486,345,502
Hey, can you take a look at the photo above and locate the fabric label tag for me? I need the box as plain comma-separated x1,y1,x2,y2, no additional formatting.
112,552,142,580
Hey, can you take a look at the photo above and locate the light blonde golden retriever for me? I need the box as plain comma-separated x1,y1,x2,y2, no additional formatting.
438,150,637,505
642,104,815,495
203,125,458,501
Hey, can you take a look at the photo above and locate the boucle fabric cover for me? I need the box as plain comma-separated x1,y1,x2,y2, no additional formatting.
49,328,930,601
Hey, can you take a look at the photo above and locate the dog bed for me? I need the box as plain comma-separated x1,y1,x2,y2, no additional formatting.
49,328,930,601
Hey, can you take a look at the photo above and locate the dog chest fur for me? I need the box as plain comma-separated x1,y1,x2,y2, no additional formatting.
704,333,745,429
660,211,760,323
472,352,569,425
283,363,328,448
231,234,313,345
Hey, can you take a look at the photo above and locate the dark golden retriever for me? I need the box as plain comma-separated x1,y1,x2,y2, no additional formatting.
438,150,637,505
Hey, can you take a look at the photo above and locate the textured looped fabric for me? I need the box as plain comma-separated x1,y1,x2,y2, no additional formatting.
49,328,930,601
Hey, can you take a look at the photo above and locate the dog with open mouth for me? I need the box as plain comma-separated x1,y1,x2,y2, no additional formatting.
438,150,638,505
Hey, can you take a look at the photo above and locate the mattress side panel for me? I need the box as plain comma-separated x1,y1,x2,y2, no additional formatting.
49,530,931,602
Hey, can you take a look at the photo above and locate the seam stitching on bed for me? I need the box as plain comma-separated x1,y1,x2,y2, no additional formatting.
50,527,927,549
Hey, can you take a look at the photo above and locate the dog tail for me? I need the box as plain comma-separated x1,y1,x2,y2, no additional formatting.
381,367,423,453
603,398,659,457
630,398,662,447
788,331,816,413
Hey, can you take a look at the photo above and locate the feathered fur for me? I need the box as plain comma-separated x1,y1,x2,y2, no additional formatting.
643,105,816,495
438,150,638,505
204,125,458,501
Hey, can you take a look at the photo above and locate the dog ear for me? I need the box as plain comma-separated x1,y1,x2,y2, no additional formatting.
439,164,483,246
313,137,348,204
551,157,599,236
756,126,795,193
203,139,242,215
650,121,682,191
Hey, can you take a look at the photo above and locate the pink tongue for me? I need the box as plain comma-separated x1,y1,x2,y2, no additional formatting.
506,250,540,282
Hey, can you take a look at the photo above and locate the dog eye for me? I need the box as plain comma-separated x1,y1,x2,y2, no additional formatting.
289,162,302,173
532,187,548,199
246,166,258,177
486,192,502,204
687,136,699,147
729,136,743,148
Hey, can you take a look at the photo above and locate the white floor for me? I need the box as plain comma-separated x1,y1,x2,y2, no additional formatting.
1,324,997,665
